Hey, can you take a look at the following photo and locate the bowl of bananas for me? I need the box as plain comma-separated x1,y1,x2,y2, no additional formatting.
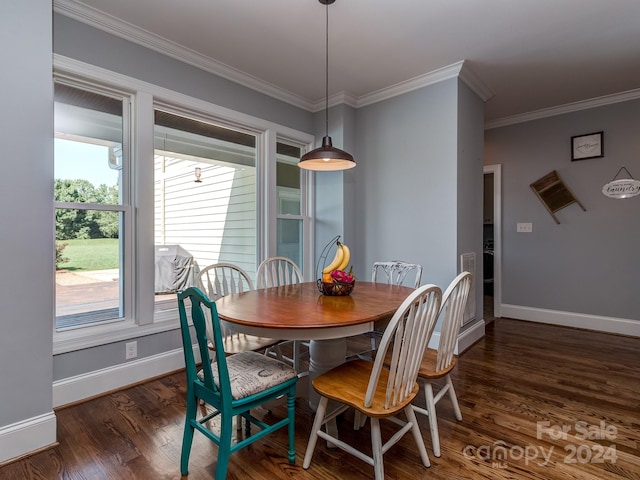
316,235,355,296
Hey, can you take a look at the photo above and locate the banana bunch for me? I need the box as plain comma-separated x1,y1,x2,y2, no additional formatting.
322,241,354,283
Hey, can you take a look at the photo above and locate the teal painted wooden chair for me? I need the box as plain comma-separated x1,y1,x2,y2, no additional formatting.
177,286,298,478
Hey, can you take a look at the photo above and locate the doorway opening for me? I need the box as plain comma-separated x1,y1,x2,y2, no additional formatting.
483,165,501,323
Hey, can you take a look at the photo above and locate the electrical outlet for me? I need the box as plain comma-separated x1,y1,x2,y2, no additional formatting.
517,222,533,233
125,341,137,360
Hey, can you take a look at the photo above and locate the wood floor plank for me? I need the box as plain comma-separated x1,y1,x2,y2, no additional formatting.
1,318,639,479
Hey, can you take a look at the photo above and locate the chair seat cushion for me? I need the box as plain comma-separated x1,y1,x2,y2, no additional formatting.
199,351,297,399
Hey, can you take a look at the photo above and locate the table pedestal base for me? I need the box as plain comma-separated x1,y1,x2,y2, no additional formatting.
308,338,347,446
308,338,347,406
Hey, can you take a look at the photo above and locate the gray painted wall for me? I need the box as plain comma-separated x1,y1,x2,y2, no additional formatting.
53,330,183,380
355,79,462,288
485,100,640,320
457,80,486,328
353,78,484,326
53,14,312,134
0,1,54,426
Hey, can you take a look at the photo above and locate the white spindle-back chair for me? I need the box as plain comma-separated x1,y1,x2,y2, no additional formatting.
303,284,443,480
413,271,472,457
349,260,423,362
256,257,308,374
197,263,281,354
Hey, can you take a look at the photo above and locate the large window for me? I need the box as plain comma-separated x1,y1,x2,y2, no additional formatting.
53,60,314,347
54,83,130,330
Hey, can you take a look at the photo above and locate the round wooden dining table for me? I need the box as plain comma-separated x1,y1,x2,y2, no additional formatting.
214,281,414,406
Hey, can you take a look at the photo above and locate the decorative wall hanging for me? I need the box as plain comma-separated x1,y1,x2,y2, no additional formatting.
530,170,586,224
571,131,603,161
602,166,640,199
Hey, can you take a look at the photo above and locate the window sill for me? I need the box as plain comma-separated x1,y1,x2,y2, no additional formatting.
53,313,180,355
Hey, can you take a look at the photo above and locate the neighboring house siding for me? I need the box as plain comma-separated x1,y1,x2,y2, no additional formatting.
154,155,257,280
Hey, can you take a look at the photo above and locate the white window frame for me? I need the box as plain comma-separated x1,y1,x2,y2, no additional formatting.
52,77,138,350
52,55,315,354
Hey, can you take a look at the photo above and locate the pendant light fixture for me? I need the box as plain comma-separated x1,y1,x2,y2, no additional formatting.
298,0,356,171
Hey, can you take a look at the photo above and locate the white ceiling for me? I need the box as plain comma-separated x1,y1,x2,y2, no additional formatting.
57,0,640,124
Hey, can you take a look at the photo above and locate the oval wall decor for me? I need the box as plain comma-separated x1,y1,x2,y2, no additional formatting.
602,179,640,199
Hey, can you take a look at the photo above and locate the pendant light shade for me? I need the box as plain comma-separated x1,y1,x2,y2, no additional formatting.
299,136,356,171
299,0,356,171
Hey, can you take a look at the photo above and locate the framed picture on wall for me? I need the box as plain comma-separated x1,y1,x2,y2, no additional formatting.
571,131,603,161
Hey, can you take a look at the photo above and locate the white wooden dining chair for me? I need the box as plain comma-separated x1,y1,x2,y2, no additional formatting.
256,256,304,289
372,260,423,289
197,263,282,355
303,284,442,480
256,257,309,375
412,271,472,457
349,260,423,361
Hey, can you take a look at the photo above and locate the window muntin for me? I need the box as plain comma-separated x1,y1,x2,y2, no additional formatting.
54,83,130,330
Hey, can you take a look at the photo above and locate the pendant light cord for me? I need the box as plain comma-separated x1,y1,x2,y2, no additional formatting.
324,1,329,138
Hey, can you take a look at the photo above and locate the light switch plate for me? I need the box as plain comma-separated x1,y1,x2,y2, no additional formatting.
517,222,533,233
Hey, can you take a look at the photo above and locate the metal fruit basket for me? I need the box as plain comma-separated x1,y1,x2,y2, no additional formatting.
316,235,355,296
317,278,355,296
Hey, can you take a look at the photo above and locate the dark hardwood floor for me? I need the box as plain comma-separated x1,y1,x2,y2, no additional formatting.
2,318,639,479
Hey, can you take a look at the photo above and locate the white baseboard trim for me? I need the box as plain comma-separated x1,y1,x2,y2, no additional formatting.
0,412,57,464
501,304,640,337
458,319,486,353
53,346,200,408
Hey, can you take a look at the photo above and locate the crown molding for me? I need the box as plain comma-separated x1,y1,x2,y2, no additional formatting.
338,92,359,109
486,88,640,129
310,91,359,112
459,63,495,102
53,2,483,114
54,0,314,111
356,60,493,108
357,61,464,108
55,0,635,125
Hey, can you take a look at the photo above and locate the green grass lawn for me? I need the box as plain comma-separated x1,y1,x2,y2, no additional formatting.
57,238,119,271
